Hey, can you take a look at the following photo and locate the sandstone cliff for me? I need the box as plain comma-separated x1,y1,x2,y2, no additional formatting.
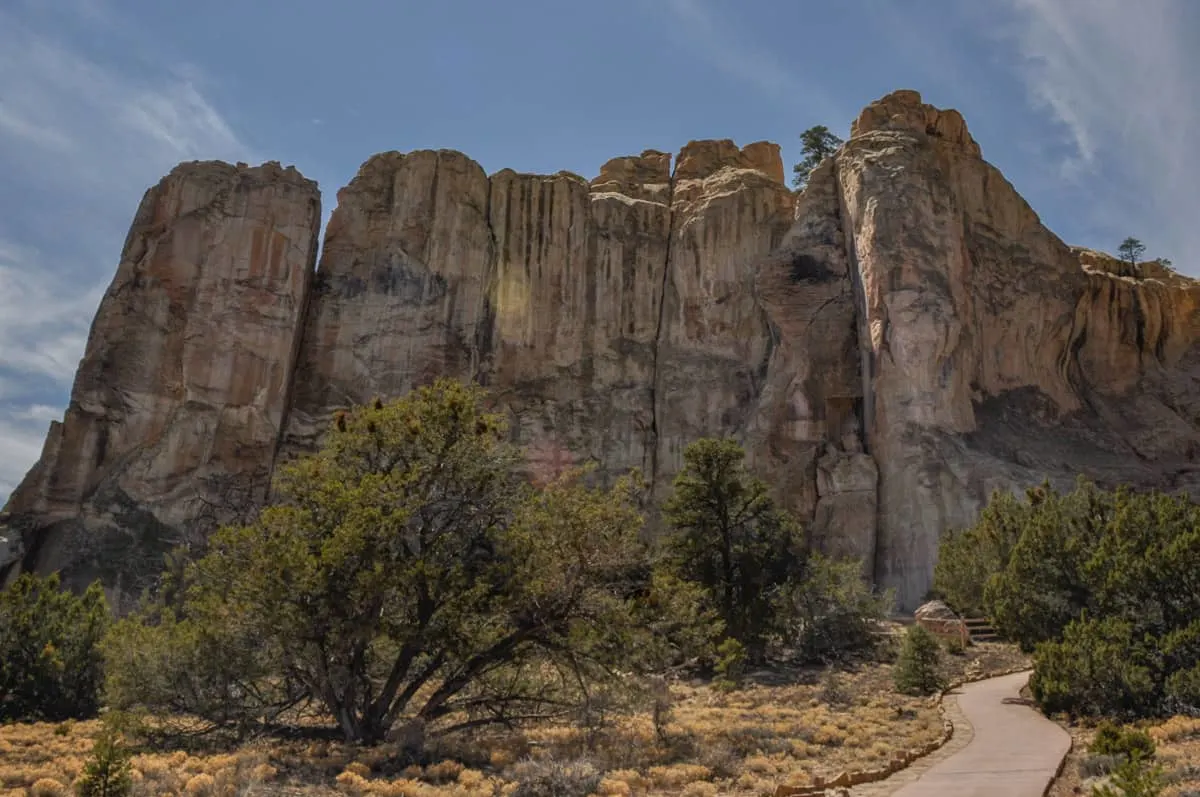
5,90,1199,610
1,161,321,602
282,140,796,503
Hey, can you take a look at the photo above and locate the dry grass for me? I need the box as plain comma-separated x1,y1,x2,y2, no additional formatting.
1151,716,1200,797
1048,715,1200,797
0,637,1027,797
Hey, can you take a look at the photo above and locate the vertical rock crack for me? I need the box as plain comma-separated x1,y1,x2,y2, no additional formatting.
647,158,678,488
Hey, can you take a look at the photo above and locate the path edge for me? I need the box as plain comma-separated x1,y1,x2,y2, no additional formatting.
1042,728,1075,797
772,665,1033,797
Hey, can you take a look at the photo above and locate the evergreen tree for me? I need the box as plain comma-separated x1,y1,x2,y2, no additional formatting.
1118,237,1146,268
791,125,844,189
104,380,692,744
0,573,109,721
893,624,944,696
75,725,133,797
661,438,804,662
936,476,1200,719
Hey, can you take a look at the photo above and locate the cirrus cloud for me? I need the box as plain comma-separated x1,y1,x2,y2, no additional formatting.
999,0,1198,268
0,2,252,505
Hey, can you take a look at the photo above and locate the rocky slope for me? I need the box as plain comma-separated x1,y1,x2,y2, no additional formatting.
4,90,1199,610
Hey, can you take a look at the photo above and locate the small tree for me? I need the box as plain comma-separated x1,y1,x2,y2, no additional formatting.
75,724,133,797
0,573,109,721
791,125,844,189
105,380,676,744
661,438,804,662
893,624,944,696
933,487,1032,615
1118,237,1146,268
777,553,892,664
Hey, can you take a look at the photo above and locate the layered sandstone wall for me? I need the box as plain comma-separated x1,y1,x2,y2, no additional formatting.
5,90,1200,610
2,162,321,600
282,140,798,506
838,91,1200,602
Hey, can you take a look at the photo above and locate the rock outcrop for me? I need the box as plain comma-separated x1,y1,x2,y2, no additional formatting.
5,90,1200,610
283,141,796,504
836,90,1200,602
1,162,321,603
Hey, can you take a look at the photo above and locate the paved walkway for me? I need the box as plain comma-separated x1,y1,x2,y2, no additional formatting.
851,670,1071,797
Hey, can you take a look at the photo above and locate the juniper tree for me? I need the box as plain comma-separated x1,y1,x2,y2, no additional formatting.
661,438,804,662
1118,237,1146,268
791,125,844,189
104,380,688,744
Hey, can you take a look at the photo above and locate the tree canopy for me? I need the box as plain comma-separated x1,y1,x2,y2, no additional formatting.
0,572,109,721
1118,237,1146,266
104,380,684,744
661,438,803,661
791,125,844,190
934,477,1200,719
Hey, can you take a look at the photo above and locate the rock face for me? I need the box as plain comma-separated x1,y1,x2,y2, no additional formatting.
1,162,321,603
5,90,1200,611
283,141,796,503
838,90,1200,603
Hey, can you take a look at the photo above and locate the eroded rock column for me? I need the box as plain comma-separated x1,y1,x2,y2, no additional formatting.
4,161,321,597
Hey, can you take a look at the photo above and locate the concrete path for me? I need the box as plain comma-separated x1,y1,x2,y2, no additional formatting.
852,670,1071,797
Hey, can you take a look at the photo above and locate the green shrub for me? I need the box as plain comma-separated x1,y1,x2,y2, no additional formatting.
1089,751,1164,797
1165,663,1200,713
101,605,285,737
75,725,132,797
893,625,944,696
776,553,892,664
713,637,747,691
1091,720,1123,753
0,573,110,721
1089,720,1156,760
1030,616,1157,719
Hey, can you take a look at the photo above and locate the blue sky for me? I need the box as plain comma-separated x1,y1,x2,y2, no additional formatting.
1,0,1197,504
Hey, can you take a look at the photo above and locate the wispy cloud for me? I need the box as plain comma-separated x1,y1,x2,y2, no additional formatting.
0,241,106,384
0,2,252,505
998,0,1198,266
0,12,249,191
655,0,841,122
0,415,48,503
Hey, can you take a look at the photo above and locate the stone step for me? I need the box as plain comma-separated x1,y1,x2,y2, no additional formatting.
960,616,1000,642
